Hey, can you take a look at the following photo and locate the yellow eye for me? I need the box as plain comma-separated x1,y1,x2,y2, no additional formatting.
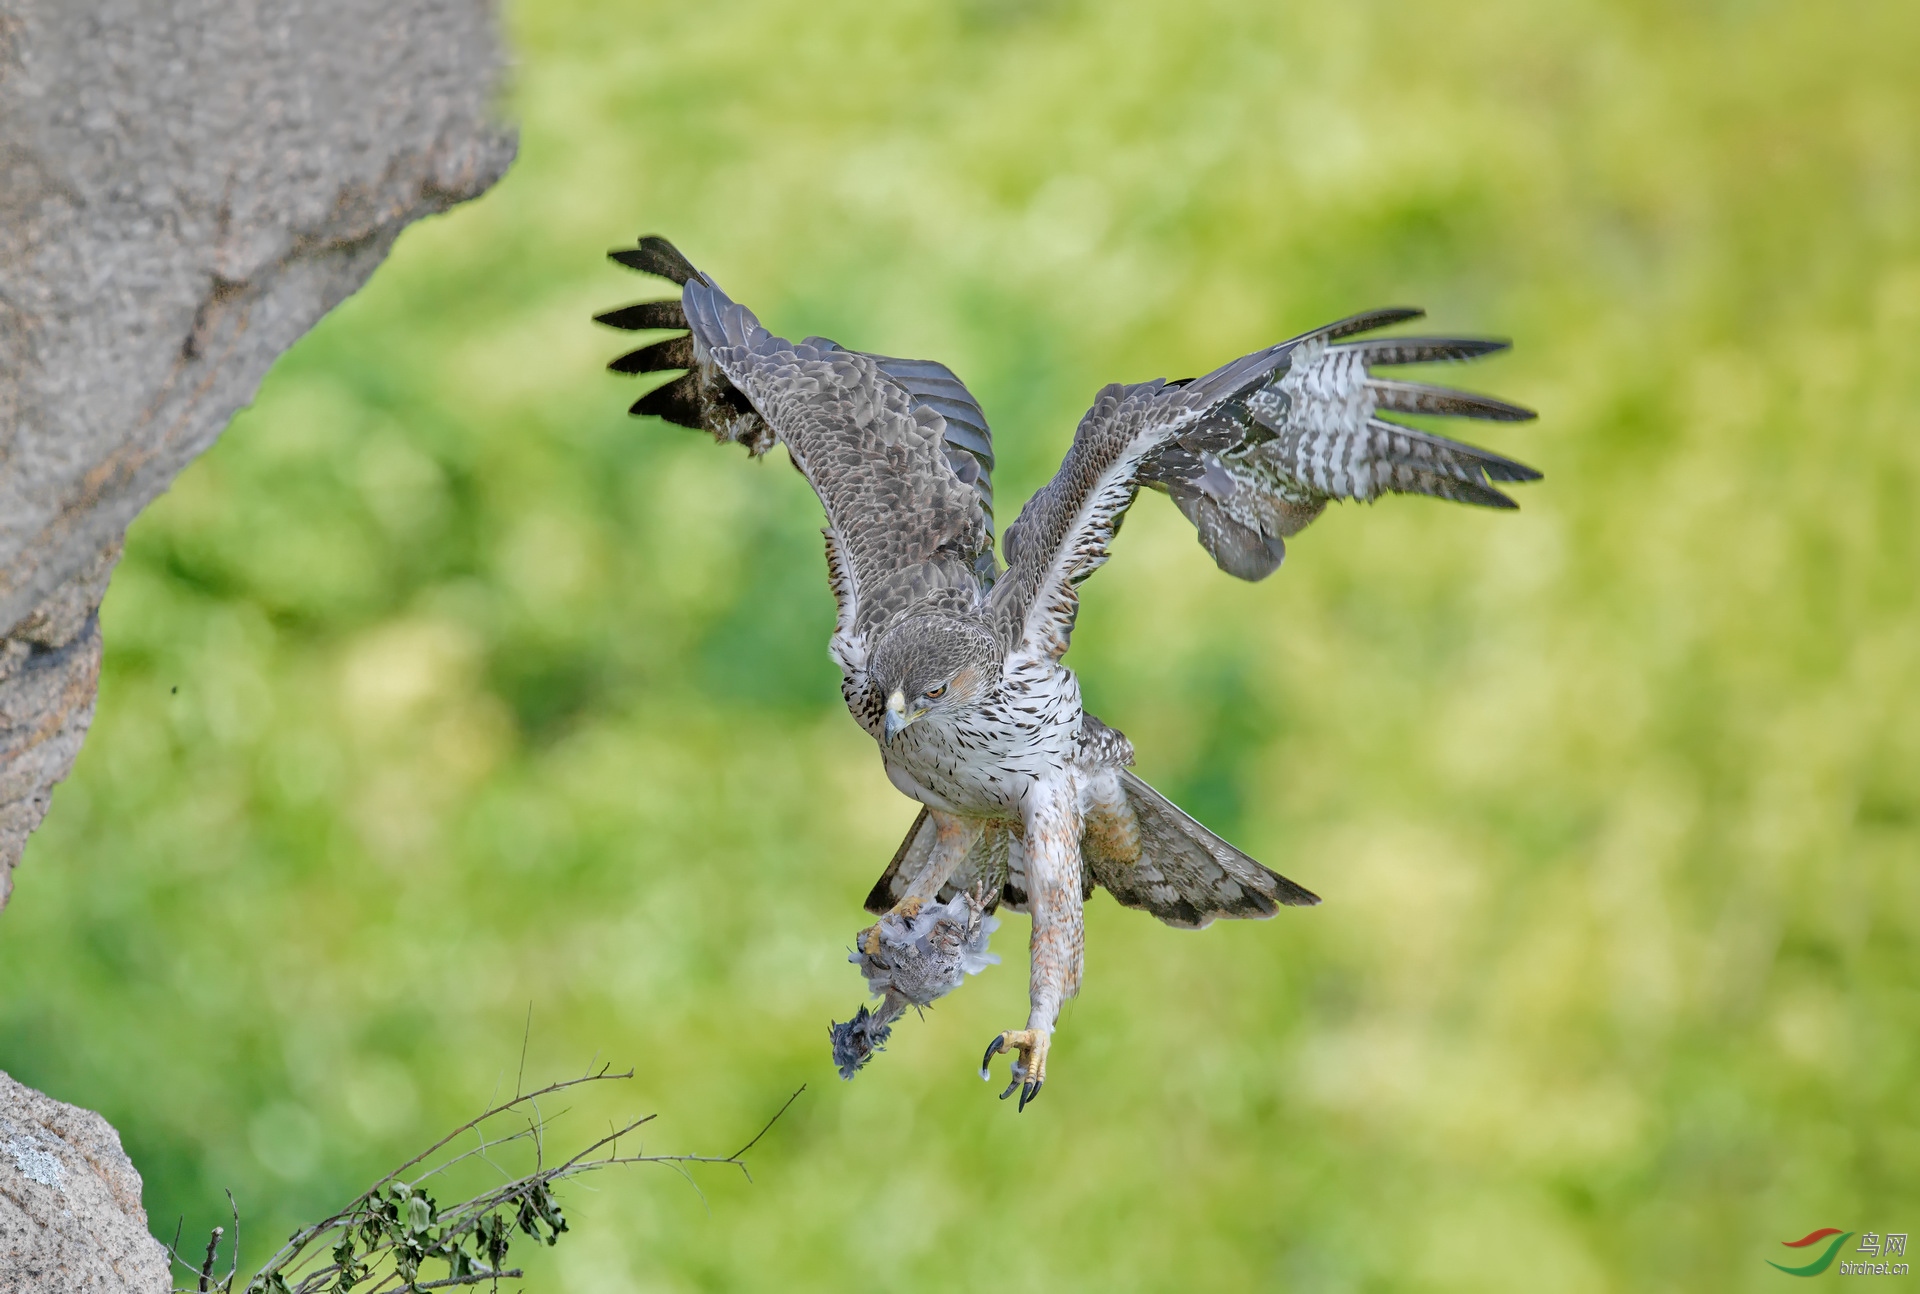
924,683,947,700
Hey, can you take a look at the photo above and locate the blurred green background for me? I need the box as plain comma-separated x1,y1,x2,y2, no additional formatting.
5,0,1919,1290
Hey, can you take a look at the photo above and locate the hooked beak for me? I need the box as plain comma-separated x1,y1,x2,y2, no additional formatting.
882,689,919,742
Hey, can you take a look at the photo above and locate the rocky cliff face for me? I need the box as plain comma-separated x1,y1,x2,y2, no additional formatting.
0,3,514,1286
0,1071,171,1293
0,0,516,909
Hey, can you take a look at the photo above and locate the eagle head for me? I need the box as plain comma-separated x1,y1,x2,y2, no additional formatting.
869,613,998,742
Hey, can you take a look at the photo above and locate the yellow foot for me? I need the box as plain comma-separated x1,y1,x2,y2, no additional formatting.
980,1028,1050,1111
859,895,929,954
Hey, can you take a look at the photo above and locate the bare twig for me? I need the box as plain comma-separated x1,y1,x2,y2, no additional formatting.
408,1268,524,1290
226,1191,240,1289
515,1005,532,1098
174,1070,805,1294
198,1225,223,1291
376,1070,624,1197
721,1085,806,1185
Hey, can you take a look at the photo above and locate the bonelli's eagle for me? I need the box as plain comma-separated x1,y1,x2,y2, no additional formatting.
598,238,1538,1110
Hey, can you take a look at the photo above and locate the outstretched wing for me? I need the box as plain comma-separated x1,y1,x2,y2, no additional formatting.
597,237,999,675
597,237,776,454
991,310,1538,660
1138,309,1538,580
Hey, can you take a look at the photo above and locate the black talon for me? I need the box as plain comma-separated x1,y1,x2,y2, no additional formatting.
980,1034,1007,1079
1018,1079,1042,1112
998,1075,1021,1100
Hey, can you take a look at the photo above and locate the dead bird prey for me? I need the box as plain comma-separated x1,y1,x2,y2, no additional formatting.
598,237,1539,1110
831,890,999,1079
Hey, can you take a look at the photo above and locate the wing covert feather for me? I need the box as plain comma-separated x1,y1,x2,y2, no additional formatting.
995,310,1539,659
684,280,994,646
1142,314,1540,580
599,238,998,669
988,339,1297,662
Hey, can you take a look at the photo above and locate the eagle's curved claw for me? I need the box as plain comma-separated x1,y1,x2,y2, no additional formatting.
980,1028,1049,1111
980,1033,1007,1080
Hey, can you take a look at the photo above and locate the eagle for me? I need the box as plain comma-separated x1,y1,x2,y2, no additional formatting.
597,237,1538,1110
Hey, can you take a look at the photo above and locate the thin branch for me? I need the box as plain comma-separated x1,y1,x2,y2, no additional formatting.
654,1157,711,1214
411,1120,547,1183
212,1071,804,1294
226,1190,240,1288
241,1071,622,1285
722,1085,806,1183
515,1005,532,1098
409,1269,524,1290
396,1070,624,1187
528,1093,547,1172
198,1225,223,1291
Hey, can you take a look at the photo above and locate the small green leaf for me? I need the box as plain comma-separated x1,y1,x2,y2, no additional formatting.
476,1211,511,1265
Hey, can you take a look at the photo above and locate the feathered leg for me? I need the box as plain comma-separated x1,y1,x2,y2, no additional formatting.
863,807,991,916
833,811,997,1080
896,811,984,913
858,810,984,951
981,777,1083,1111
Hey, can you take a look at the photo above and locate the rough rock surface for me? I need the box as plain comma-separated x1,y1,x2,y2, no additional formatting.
0,1070,170,1293
0,543,115,911
0,0,518,908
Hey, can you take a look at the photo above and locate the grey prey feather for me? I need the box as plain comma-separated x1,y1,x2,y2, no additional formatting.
850,890,1000,1009
829,890,998,1078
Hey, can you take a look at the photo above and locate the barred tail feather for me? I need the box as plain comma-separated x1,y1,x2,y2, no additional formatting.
864,778,1316,932
1085,770,1318,929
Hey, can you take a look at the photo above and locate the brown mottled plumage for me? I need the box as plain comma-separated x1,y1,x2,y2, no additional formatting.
598,236,1539,1109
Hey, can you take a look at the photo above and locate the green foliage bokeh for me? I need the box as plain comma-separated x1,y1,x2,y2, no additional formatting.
5,1,1919,1290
